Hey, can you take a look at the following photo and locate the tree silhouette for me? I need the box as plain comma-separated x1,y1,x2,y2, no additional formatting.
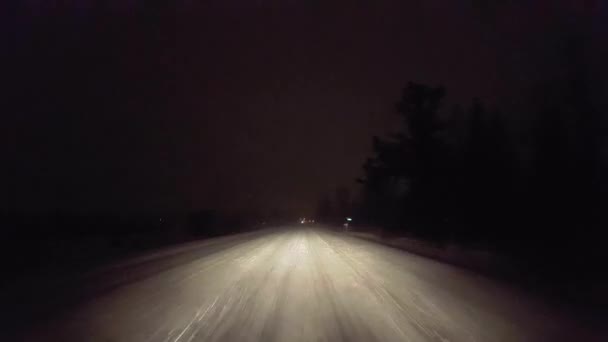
357,69,607,279
359,83,448,236
456,100,514,243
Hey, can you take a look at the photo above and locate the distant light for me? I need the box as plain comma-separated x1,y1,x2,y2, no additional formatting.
346,217,352,222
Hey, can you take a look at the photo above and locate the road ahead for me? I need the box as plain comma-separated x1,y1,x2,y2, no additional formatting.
14,228,600,341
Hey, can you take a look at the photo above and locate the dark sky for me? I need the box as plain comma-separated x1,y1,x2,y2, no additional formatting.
1,0,606,215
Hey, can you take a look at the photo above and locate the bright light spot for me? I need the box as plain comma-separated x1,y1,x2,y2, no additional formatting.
346,217,352,222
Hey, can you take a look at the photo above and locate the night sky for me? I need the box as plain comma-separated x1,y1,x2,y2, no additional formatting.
2,1,606,216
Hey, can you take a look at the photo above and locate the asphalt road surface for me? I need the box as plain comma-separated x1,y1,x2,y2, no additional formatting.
11,228,603,341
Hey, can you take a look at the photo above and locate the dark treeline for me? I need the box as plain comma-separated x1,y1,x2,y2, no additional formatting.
356,80,607,275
